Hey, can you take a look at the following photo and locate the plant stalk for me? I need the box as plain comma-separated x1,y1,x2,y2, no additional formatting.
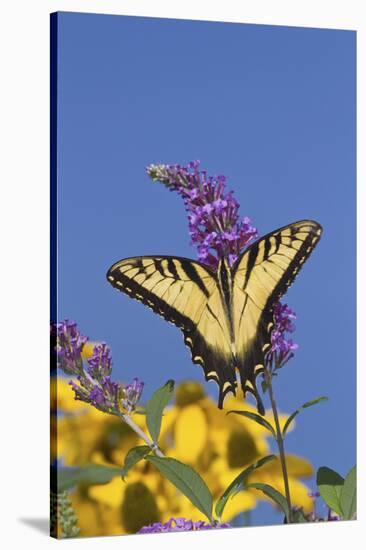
263,368,293,523
119,412,165,457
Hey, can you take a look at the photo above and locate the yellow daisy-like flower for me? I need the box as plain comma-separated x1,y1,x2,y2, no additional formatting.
55,378,314,535
157,381,313,521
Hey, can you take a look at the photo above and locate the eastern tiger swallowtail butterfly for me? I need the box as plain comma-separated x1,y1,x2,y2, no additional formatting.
107,220,322,414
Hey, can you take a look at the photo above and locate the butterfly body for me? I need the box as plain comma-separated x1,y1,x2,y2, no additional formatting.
107,220,322,414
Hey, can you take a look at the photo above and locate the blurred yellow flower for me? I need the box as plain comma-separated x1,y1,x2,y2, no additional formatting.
158,382,313,520
54,378,314,535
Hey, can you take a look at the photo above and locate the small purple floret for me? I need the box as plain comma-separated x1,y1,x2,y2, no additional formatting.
89,386,106,405
138,517,231,534
122,377,144,413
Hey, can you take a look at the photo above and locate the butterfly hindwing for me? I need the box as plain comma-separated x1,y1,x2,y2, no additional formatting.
107,256,236,405
232,220,323,409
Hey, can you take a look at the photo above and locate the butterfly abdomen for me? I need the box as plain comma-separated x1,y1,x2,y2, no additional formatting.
217,258,236,345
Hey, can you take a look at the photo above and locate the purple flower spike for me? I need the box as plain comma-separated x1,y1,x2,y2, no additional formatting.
138,517,231,533
53,320,125,415
122,377,144,413
266,302,298,369
146,161,257,269
55,319,88,375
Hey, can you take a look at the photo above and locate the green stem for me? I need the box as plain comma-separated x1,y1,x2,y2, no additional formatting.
119,412,165,457
264,368,293,523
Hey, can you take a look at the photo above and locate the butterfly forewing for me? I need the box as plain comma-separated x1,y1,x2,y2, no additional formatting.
232,220,323,410
107,256,236,405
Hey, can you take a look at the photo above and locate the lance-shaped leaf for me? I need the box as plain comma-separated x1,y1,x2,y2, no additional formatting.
146,455,213,522
316,466,344,517
58,464,121,492
121,445,151,480
145,380,174,443
215,455,276,520
340,466,356,520
245,482,290,522
283,396,328,437
227,410,276,438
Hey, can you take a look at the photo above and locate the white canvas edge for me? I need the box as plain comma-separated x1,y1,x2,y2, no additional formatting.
0,1,363,549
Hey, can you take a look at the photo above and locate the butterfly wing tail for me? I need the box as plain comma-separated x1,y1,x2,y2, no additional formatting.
184,330,237,408
245,379,265,416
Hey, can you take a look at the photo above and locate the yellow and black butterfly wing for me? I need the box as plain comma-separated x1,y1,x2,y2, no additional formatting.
232,220,322,413
107,256,236,406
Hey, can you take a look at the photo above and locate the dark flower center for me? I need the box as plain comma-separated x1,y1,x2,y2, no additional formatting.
227,430,258,468
121,482,160,533
175,381,205,406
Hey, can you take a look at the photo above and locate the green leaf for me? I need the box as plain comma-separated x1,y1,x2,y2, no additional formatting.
227,410,276,438
261,380,268,394
121,445,151,480
292,508,310,523
146,455,213,522
215,455,276,520
340,466,356,520
145,380,174,443
282,396,328,437
245,482,290,522
316,466,344,516
58,464,121,492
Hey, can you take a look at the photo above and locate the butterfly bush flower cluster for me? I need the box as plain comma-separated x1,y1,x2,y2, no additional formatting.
266,302,298,370
147,160,298,365
53,320,144,415
138,517,231,534
147,160,257,269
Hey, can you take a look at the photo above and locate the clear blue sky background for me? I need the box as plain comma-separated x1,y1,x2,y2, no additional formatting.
56,12,356,526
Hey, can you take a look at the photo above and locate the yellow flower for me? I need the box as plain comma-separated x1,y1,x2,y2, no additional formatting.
87,462,169,534
55,378,315,535
159,382,313,520
54,378,140,466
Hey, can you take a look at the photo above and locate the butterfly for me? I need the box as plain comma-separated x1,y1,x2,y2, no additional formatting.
107,220,322,414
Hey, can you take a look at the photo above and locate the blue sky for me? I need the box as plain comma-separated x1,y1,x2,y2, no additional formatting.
56,12,356,526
